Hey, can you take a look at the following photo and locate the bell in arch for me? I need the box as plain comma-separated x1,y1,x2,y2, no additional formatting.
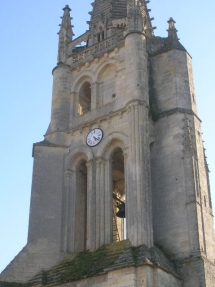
116,202,125,218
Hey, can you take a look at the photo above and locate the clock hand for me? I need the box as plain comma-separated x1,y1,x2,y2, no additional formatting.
93,136,99,141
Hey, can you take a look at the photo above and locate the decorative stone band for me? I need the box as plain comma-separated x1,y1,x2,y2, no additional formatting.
158,107,201,122
64,100,149,135
70,32,124,67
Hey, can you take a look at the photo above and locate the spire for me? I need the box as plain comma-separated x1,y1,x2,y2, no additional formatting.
167,17,179,39
57,5,74,65
88,0,127,32
87,0,153,43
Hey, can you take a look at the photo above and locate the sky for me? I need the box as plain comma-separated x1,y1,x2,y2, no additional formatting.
0,0,215,274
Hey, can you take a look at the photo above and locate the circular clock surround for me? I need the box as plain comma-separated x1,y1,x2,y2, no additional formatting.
86,128,103,147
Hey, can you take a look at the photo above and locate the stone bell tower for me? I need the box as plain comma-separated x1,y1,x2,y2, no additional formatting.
1,1,215,286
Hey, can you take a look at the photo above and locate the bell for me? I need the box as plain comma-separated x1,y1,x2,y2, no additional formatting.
116,202,125,218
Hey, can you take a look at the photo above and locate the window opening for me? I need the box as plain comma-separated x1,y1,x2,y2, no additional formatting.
112,148,126,242
97,34,100,43
78,82,91,115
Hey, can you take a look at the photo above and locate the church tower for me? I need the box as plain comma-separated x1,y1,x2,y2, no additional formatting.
1,1,215,286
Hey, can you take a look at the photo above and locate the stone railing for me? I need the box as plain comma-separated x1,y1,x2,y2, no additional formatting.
71,32,124,66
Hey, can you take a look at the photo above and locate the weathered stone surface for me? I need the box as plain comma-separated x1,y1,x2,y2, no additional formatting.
1,1,215,286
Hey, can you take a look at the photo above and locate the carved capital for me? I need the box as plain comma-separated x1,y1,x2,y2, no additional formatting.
64,169,73,178
86,159,94,168
122,147,129,158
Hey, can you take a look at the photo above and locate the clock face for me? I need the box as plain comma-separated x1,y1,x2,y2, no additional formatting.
86,128,103,147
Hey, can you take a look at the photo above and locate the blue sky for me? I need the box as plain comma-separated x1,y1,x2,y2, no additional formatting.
0,0,215,273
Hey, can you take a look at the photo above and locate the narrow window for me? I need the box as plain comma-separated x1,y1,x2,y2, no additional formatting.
75,160,87,251
97,34,100,43
79,82,91,115
101,31,104,41
112,148,126,242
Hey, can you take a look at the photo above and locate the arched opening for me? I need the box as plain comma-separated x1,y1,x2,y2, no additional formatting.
75,160,87,251
97,31,104,42
112,148,126,242
78,82,91,115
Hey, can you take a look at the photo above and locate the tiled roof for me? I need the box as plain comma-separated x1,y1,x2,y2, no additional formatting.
155,37,186,55
148,36,187,56
111,0,127,19
91,0,127,25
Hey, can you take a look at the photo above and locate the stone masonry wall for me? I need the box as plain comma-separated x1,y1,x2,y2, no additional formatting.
151,113,194,259
52,265,182,287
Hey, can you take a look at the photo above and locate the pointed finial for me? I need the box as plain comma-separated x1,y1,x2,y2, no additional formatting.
63,4,71,12
60,5,74,37
57,5,74,65
167,17,179,39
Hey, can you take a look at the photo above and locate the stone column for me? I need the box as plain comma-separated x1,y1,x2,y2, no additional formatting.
124,32,149,103
51,64,71,131
104,159,113,244
100,159,105,246
61,170,72,252
86,160,96,250
127,102,153,247
139,103,153,247
123,149,129,240
67,169,76,252
128,104,136,243
95,159,101,249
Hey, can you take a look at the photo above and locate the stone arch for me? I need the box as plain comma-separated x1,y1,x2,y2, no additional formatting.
72,75,94,115
96,132,128,243
65,145,93,170
65,145,93,253
72,72,95,93
96,131,129,159
95,60,119,78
